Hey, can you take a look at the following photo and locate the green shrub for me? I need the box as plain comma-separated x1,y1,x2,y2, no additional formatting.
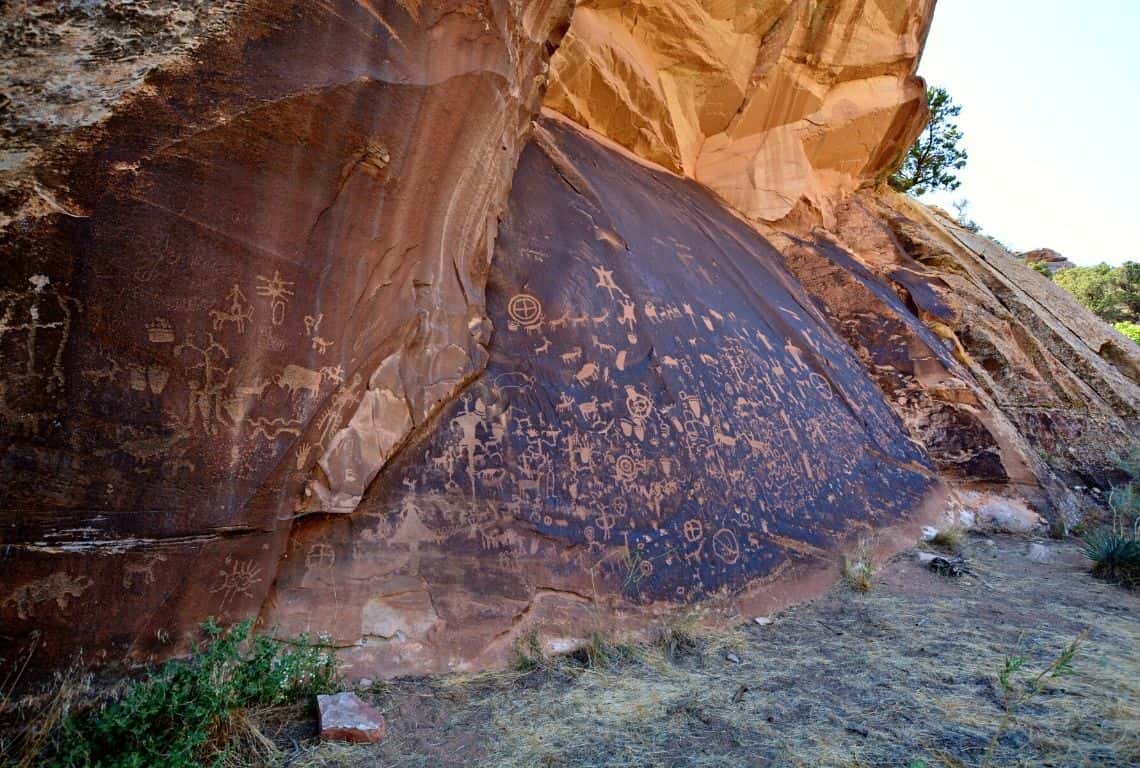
1082,529,1140,587
1080,450,1140,587
1114,320,1140,344
1053,261,1140,324
50,620,336,768
511,631,546,672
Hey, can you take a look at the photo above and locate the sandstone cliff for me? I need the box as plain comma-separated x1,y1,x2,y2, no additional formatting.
2,0,1136,680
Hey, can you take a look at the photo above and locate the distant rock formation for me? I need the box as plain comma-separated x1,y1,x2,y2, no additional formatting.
1021,248,1075,274
2,0,1136,682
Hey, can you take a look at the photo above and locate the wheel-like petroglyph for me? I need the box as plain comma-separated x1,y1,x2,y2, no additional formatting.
507,293,543,330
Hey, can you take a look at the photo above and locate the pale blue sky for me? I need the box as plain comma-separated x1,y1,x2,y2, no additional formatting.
918,0,1140,265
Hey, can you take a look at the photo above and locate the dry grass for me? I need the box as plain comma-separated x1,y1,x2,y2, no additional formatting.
285,535,1139,768
842,538,877,592
1,667,92,768
929,526,967,553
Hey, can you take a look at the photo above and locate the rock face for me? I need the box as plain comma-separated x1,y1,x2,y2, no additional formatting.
1,0,573,673
2,0,1137,682
265,116,940,675
1021,248,1074,274
545,0,935,223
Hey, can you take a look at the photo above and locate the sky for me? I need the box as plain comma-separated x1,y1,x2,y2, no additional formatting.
917,0,1140,266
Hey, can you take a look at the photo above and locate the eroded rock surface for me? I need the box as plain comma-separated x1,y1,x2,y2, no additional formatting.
1,0,572,674
545,0,935,223
266,117,940,675
3,0,1137,683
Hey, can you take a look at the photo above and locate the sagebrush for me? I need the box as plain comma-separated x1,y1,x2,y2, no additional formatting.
41,619,336,768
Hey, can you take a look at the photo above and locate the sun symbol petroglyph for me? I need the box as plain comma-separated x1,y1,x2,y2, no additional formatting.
255,270,295,326
682,519,704,543
712,528,741,564
809,371,834,400
507,293,543,329
209,557,263,609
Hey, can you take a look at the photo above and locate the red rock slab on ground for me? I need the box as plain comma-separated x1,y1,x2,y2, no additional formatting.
317,693,386,744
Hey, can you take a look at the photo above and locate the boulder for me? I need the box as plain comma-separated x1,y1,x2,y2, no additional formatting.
1021,248,1075,274
265,117,942,676
317,692,386,744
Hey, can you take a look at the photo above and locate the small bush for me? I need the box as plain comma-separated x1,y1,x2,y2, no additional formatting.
511,631,546,673
48,619,336,768
1082,529,1140,588
1081,450,1140,588
842,540,875,593
654,617,699,661
928,526,965,553
981,634,1084,768
567,632,639,670
1114,320,1140,344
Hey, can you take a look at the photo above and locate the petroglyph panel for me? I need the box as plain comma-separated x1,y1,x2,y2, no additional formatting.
0,0,575,680
268,118,938,674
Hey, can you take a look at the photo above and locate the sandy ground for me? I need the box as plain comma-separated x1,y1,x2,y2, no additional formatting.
268,533,1138,768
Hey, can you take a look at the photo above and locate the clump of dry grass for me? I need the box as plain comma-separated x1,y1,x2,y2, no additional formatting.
1,663,94,768
842,538,876,592
653,610,703,661
929,526,966,553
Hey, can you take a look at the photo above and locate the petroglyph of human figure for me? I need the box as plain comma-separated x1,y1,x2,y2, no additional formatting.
592,265,626,301
451,396,487,497
0,275,79,393
175,333,233,435
256,270,295,326
210,285,254,334
618,300,637,332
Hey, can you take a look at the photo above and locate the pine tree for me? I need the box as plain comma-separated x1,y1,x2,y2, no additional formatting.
890,87,968,196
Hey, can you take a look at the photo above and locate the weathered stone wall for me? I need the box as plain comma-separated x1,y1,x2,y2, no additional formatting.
3,0,1137,682
545,0,935,223
1,0,573,673
264,117,941,675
